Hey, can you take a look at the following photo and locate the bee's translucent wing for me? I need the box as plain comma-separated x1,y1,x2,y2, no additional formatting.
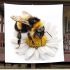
22,11,33,20
11,16,17,21
11,16,30,26
11,16,23,22
22,11,32,17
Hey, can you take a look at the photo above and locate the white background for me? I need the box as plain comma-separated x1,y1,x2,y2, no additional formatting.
5,4,64,63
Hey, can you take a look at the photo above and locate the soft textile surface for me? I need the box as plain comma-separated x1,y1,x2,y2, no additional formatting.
5,4,64,63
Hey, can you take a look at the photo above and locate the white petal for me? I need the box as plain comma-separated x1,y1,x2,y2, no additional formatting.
51,31,58,38
25,48,35,60
38,46,55,57
38,47,50,60
46,42,58,50
32,50,40,60
16,44,29,55
39,53,50,60
44,46,56,56
47,38,58,44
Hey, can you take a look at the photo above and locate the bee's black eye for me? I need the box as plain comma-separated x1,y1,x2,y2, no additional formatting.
37,29,41,32
31,19,36,23
37,26,44,32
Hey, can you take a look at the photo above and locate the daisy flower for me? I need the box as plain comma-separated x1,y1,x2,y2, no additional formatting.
12,22,59,60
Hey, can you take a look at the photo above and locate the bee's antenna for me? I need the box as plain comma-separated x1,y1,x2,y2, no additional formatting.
45,31,52,38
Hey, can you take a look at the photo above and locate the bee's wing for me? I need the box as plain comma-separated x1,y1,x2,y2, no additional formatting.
11,16,22,22
22,11,32,17
11,16,30,26
22,11,32,19
11,16,17,21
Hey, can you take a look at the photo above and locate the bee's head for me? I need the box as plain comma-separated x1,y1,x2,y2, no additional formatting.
28,17,40,27
35,26,45,38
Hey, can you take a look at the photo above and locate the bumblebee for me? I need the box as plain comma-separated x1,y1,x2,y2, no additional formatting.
11,11,48,48
26,17,47,48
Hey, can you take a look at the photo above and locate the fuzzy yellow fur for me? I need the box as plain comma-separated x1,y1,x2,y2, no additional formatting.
17,22,22,30
26,35,47,48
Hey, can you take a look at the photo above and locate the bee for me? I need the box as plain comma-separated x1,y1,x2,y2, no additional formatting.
11,11,52,48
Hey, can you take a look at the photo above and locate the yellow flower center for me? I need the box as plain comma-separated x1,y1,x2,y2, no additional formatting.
26,35,47,48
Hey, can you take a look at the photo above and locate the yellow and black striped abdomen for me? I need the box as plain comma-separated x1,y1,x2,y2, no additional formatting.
15,21,29,33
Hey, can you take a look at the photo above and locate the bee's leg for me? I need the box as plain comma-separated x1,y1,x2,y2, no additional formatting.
16,31,21,49
17,39,21,48
28,32,35,44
